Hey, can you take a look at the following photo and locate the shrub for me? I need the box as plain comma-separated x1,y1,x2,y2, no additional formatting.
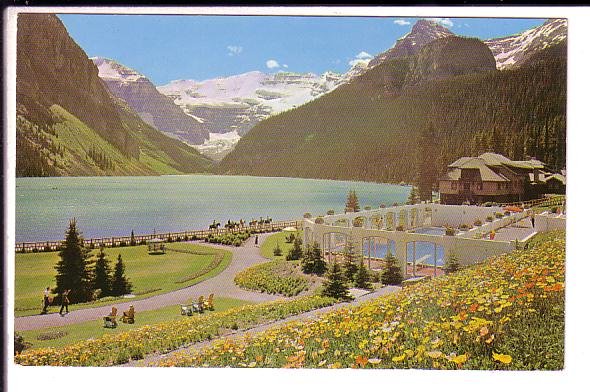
14,334,30,355
234,260,310,297
504,211,511,216
380,204,386,209
314,217,325,224
286,237,303,261
474,219,482,226
445,227,456,236
327,210,335,215
551,206,558,213
483,201,493,207
36,330,68,341
458,224,471,231
364,206,372,211
353,217,365,227
486,215,494,222
495,212,504,219
303,212,312,219
396,225,404,231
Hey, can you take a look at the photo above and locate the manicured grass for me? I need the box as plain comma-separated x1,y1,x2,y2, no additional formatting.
15,242,231,317
260,230,302,261
18,297,252,349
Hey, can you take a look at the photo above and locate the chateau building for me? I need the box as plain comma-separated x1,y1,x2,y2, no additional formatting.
439,153,565,205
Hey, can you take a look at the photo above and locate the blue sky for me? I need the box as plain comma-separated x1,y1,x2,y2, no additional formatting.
58,15,548,86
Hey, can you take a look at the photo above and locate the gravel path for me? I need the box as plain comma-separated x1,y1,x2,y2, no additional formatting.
128,285,401,367
15,233,282,331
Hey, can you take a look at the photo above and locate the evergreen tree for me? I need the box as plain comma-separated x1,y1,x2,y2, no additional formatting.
301,242,326,275
381,252,403,285
354,260,372,290
443,253,461,274
286,236,303,260
93,247,112,297
342,241,359,283
406,186,419,205
273,241,283,256
417,124,437,202
322,262,352,301
130,230,136,246
111,254,132,296
54,219,92,303
345,190,360,213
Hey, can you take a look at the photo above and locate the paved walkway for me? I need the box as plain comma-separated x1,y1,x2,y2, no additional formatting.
15,233,282,331
129,285,401,367
492,216,537,242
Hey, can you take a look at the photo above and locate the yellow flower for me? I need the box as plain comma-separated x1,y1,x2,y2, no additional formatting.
492,352,512,364
392,353,406,362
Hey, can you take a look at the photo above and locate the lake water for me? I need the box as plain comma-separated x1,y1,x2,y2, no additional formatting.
15,175,411,243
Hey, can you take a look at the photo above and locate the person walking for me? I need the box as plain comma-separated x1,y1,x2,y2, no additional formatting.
254,235,259,247
531,214,535,229
41,287,50,314
59,289,70,316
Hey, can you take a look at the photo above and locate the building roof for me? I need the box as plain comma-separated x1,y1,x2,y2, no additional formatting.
478,152,544,169
443,157,509,182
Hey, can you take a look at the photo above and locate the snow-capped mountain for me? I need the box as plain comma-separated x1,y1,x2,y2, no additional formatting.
157,70,349,138
92,57,207,144
484,18,567,70
368,19,455,68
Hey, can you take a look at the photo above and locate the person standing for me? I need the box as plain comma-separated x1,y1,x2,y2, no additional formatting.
41,287,50,314
59,289,70,316
531,213,535,229
254,235,259,247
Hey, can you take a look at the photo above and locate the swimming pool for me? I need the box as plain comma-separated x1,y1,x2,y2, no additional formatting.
413,227,446,236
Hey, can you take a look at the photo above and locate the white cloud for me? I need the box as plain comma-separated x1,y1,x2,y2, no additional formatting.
227,45,243,56
266,59,280,69
283,64,288,68
394,19,411,26
348,51,373,67
425,18,454,28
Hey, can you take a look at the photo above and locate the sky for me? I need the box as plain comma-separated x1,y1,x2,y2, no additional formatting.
58,14,548,86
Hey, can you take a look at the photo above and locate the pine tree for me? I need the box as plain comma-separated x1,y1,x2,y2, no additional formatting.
273,241,283,256
354,260,372,290
311,242,327,276
342,241,359,283
322,262,352,301
301,244,315,274
130,230,136,246
381,252,403,285
345,190,360,213
54,219,92,303
111,254,132,296
406,186,419,205
286,236,303,260
443,253,461,274
93,247,112,297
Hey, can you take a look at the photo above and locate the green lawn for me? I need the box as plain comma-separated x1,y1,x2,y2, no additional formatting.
260,230,303,261
15,242,231,317
18,297,252,349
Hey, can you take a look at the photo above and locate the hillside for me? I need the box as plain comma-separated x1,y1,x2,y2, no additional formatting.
218,37,566,183
16,14,211,177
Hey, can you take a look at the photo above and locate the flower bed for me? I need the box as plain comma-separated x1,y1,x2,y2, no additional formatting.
161,232,565,369
15,296,336,366
234,260,310,297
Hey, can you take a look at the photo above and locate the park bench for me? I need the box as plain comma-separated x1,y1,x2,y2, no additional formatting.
203,293,214,311
103,307,118,328
120,306,135,324
180,304,193,316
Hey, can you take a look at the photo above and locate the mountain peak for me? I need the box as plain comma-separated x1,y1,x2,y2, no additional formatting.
484,18,567,69
368,19,455,68
91,57,146,83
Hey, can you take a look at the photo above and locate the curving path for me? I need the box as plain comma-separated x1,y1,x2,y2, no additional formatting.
15,233,282,331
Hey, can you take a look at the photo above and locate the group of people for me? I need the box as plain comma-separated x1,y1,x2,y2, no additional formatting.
41,287,70,316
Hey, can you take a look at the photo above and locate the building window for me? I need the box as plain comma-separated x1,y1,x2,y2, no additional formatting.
477,182,482,190
451,182,457,190
497,183,501,190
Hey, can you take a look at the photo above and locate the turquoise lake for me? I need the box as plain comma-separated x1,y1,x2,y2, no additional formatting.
15,175,411,243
